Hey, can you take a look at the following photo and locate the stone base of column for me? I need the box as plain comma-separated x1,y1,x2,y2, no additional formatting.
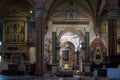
84,63,91,76
51,64,57,74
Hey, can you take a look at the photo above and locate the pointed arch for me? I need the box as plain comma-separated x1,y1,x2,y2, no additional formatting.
90,38,107,62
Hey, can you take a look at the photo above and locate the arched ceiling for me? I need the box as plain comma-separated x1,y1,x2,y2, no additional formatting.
0,0,106,19
0,0,35,18
0,0,120,40
0,0,114,26
46,0,106,20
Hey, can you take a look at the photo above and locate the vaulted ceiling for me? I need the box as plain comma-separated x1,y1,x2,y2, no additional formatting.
46,0,108,28
0,0,107,18
47,0,106,19
0,0,35,18
0,0,118,26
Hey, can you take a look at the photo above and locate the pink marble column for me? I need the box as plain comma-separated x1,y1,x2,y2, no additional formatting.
107,0,119,56
35,0,46,76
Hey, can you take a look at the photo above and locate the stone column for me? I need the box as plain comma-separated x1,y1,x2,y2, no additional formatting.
85,32,90,73
52,32,57,64
107,10,119,56
35,0,46,76
85,32,90,63
51,32,57,74
107,0,119,56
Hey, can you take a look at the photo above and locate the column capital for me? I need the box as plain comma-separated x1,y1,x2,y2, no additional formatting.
107,9,119,20
35,8,46,18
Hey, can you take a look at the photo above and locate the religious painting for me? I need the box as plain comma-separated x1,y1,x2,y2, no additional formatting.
62,50,69,61
28,21,36,42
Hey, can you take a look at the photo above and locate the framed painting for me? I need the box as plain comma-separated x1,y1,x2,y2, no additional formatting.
62,50,69,61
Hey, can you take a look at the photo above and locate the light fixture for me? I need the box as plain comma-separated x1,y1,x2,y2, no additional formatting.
0,41,1,45
30,10,33,14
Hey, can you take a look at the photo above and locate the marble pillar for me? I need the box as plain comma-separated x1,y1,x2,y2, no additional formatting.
35,1,46,76
52,32,57,64
106,0,119,56
85,32,90,73
51,32,57,74
85,32,90,63
107,9,119,56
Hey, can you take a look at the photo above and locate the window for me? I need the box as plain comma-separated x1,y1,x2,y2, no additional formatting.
0,55,1,62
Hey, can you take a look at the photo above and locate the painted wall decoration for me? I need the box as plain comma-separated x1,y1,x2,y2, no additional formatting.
28,21,36,42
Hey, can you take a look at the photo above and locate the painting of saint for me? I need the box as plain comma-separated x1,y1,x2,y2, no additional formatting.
62,50,69,61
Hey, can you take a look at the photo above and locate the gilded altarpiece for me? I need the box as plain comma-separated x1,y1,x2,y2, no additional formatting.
2,12,28,55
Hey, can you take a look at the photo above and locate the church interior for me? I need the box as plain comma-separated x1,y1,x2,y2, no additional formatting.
0,0,120,80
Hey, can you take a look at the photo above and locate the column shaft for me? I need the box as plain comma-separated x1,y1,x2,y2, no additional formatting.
52,32,57,64
85,32,90,63
108,19,117,56
107,9,119,56
35,8,46,76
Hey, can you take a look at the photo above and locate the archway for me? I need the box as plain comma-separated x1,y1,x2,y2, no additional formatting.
57,31,85,71
59,41,75,70
58,29,85,51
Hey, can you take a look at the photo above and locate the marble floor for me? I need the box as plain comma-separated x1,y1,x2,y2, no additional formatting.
0,73,120,80
0,75,120,80
0,75,42,80
0,75,80,80
0,73,80,80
